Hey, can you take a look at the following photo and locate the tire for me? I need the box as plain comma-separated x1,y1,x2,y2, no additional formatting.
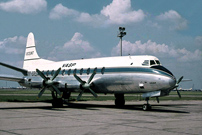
52,98,63,108
115,99,125,107
143,104,151,111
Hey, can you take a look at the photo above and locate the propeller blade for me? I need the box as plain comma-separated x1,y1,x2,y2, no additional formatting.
74,71,98,100
87,71,96,84
177,76,184,84
74,74,85,85
37,86,46,98
36,69,48,81
89,88,98,98
174,76,183,98
156,97,159,103
51,85,62,97
52,68,61,81
176,88,181,98
77,90,84,101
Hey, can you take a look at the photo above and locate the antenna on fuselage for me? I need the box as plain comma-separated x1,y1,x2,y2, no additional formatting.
117,27,126,56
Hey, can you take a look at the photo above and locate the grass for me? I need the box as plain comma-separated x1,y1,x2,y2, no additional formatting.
0,89,201,102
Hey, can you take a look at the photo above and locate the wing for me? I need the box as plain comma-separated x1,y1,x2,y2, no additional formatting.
181,79,192,82
0,75,24,82
0,62,28,76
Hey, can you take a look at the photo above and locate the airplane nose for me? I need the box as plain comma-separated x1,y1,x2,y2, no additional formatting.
169,77,176,87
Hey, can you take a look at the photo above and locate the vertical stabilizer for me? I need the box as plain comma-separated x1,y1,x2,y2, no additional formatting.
24,32,40,61
23,33,53,71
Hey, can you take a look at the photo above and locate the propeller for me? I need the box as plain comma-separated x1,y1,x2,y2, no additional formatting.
73,71,98,101
156,97,159,103
174,76,183,98
36,68,62,98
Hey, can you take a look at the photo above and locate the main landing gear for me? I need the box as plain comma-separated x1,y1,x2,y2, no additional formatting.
51,91,63,108
114,94,125,107
114,94,152,111
51,91,71,108
143,97,152,111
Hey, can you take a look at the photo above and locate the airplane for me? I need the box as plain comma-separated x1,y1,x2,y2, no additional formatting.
0,32,184,111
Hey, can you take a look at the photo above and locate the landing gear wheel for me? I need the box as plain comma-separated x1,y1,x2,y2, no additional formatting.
62,91,71,104
51,91,63,108
52,98,63,108
115,99,125,107
143,104,152,111
114,94,125,107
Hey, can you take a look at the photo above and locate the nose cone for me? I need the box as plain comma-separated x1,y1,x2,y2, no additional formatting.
169,77,176,88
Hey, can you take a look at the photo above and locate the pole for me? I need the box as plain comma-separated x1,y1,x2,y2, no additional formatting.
120,37,122,56
117,27,126,56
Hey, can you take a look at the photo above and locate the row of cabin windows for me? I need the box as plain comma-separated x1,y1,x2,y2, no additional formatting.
42,67,105,76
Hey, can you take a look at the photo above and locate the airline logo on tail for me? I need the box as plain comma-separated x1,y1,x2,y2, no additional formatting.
26,51,34,56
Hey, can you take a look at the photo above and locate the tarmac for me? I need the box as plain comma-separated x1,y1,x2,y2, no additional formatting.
0,100,202,135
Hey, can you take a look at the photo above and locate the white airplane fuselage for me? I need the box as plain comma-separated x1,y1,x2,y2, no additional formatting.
0,32,179,110
20,33,176,96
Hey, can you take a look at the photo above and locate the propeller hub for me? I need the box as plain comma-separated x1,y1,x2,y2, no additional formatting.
82,83,91,89
36,68,62,98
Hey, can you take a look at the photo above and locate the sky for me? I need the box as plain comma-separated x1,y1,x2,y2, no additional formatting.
0,0,202,89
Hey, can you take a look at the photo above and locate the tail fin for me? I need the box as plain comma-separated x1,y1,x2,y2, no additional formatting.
23,33,53,71
24,32,40,61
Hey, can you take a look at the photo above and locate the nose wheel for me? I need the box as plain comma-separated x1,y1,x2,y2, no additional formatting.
143,97,152,111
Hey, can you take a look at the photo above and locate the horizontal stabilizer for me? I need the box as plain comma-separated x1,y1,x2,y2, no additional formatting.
0,62,28,76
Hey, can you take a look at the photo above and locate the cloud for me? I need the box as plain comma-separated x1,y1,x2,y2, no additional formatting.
156,10,187,30
195,36,202,46
48,32,101,60
100,0,145,24
111,40,202,62
0,36,26,54
49,3,78,19
0,0,47,14
49,0,145,26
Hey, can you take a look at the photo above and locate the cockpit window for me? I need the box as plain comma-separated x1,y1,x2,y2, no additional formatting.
155,60,160,65
142,60,149,66
142,60,161,66
150,60,156,65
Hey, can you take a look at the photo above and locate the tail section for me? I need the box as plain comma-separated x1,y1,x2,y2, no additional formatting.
24,32,40,61
23,32,53,71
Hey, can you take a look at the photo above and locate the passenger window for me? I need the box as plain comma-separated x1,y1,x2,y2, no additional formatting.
62,69,65,76
142,60,149,66
68,69,71,75
150,60,156,65
46,70,49,76
51,70,54,76
87,68,90,75
73,69,77,74
101,67,105,75
80,68,83,75
94,67,97,73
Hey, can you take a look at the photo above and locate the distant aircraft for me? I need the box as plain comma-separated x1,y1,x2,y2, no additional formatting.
0,32,184,111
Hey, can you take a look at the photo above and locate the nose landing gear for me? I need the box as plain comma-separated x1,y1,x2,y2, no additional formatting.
143,97,152,111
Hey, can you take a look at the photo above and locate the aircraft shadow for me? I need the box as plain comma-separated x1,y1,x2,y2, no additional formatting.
0,101,190,113
65,102,190,113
